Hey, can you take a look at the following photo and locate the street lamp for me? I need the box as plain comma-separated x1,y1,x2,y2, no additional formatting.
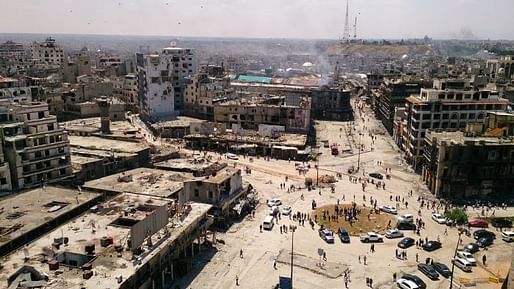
290,225,297,289
315,146,321,186
357,132,363,172
449,231,463,289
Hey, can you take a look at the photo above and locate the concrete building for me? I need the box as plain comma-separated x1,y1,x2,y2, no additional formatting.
310,87,353,121
0,102,72,190
0,41,25,61
0,192,213,289
402,79,510,170
374,77,432,134
0,76,43,103
136,46,197,121
30,37,64,65
113,74,138,109
487,56,514,82
422,128,514,199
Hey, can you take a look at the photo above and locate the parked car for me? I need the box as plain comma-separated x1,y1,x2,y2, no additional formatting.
281,206,292,215
491,218,513,228
319,228,335,243
396,278,420,289
269,206,279,216
398,214,414,224
417,263,439,280
398,237,415,249
379,205,398,215
338,227,350,243
432,262,451,278
401,274,426,289
267,198,282,207
456,251,477,266
369,172,383,180
501,230,514,242
452,258,472,272
422,240,442,251
397,222,417,230
476,236,494,247
463,243,479,253
473,229,495,240
226,153,239,160
468,219,489,228
431,213,446,224
360,232,384,243
386,229,404,239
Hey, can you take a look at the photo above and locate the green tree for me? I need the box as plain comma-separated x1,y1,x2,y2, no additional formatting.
444,208,468,225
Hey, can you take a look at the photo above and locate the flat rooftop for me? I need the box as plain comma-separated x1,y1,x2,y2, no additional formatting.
0,193,212,289
61,117,140,138
0,187,100,249
69,135,148,154
83,168,193,198
186,132,307,148
154,157,226,173
428,130,514,146
151,116,205,129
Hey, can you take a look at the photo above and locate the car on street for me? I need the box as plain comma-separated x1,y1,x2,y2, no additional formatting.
457,251,477,265
319,228,335,243
281,206,292,215
379,205,398,215
491,218,513,228
476,236,494,247
432,262,451,278
473,229,495,240
386,229,404,239
431,213,446,224
417,263,439,280
396,278,420,289
338,227,350,243
398,214,414,224
360,232,384,243
468,219,489,228
401,274,426,289
267,198,282,207
422,240,442,251
369,172,383,180
269,206,279,216
226,153,239,160
501,230,514,242
452,258,472,272
398,237,415,249
397,222,416,230
463,243,480,253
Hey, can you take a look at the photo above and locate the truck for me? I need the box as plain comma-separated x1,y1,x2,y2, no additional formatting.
331,143,339,156
360,232,384,243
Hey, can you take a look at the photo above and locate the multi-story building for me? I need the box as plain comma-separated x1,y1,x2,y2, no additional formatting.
422,123,514,199
487,55,514,82
136,45,197,121
0,102,71,190
30,37,65,65
0,76,43,103
374,77,432,134
113,74,139,109
402,79,510,169
310,88,353,121
0,41,25,61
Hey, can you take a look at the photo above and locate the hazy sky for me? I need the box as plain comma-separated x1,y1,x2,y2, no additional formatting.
2,0,513,39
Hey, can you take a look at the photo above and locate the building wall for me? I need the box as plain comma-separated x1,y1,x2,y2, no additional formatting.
310,88,352,121
30,37,64,65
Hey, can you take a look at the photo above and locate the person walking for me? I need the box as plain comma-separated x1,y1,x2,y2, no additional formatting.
240,249,243,258
235,275,239,286
483,255,487,266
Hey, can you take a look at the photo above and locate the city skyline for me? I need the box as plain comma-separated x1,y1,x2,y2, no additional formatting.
2,0,514,40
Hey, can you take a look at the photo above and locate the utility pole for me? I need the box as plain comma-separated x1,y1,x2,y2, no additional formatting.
449,232,462,289
316,146,320,186
357,132,363,172
290,225,297,289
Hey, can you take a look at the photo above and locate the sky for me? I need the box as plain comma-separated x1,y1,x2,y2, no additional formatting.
1,0,513,40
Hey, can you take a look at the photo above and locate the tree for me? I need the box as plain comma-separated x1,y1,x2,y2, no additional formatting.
444,208,468,225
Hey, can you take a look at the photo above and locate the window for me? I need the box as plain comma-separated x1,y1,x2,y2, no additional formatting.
209,191,214,199
194,189,199,197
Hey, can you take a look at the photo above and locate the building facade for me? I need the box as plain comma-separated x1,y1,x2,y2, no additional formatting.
0,102,72,190
136,46,196,121
310,88,353,121
30,37,64,65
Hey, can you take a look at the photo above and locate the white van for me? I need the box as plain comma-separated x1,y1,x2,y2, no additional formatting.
263,216,274,230
452,258,472,272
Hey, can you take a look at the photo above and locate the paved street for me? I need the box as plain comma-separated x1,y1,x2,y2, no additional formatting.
177,97,513,289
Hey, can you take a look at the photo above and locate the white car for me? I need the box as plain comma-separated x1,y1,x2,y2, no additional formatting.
501,231,514,242
267,198,282,207
379,205,398,215
398,214,414,223
385,229,404,239
431,213,447,224
269,206,279,216
360,232,384,243
452,258,472,272
456,251,477,266
226,153,238,160
281,206,292,215
396,278,419,289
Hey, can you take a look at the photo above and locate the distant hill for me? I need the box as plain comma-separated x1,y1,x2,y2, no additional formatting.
326,44,434,57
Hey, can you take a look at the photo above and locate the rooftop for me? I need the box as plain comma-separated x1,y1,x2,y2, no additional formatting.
154,157,227,174
0,187,100,249
69,136,148,154
427,130,514,146
151,116,205,129
83,168,193,198
0,193,212,289
62,118,140,138
186,132,307,148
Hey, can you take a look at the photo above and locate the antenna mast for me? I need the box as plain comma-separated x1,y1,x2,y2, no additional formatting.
343,0,350,43
353,16,357,39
